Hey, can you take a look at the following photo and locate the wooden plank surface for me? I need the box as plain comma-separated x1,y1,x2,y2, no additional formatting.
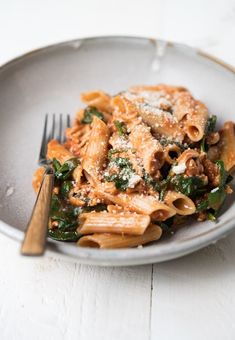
151,230,235,340
0,233,152,340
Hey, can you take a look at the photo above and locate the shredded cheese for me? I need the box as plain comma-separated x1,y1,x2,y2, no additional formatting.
172,163,186,175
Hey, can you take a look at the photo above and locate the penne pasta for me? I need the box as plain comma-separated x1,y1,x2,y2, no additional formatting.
47,139,74,163
173,91,196,121
129,124,164,174
164,144,182,164
82,116,110,184
81,90,112,112
94,188,176,220
77,224,162,248
218,121,235,173
78,212,150,235
184,101,208,142
136,106,184,141
177,149,199,164
164,191,196,215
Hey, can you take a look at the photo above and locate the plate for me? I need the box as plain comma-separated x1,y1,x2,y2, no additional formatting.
0,36,235,266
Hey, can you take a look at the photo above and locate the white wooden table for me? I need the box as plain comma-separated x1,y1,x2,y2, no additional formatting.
0,1,235,339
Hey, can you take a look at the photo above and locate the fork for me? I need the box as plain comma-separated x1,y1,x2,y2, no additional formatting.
21,114,70,256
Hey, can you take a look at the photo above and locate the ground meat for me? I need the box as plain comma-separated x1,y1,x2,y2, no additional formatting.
202,158,220,186
206,132,220,145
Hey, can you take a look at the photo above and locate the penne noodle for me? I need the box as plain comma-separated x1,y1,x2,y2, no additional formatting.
111,95,140,128
94,188,176,220
72,164,83,187
77,224,162,248
177,149,199,165
164,144,182,164
47,139,74,163
81,90,112,112
173,91,196,121
184,101,208,142
218,121,235,173
82,116,110,185
129,124,164,174
137,107,184,141
78,212,150,235
164,191,196,215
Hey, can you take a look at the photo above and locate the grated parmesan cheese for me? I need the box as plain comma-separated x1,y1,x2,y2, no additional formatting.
172,163,186,175
128,174,141,188
211,187,219,193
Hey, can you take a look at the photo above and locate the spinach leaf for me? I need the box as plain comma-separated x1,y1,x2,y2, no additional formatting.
61,181,73,198
200,115,217,152
158,217,174,233
48,229,80,242
54,158,80,180
143,171,171,200
52,158,61,172
196,160,228,214
50,194,61,216
81,106,104,124
207,211,217,222
215,160,228,187
205,115,217,135
114,121,127,136
208,188,226,211
171,175,206,197
105,157,136,191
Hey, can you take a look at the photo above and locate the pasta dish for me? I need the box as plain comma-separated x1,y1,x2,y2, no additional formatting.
32,84,235,249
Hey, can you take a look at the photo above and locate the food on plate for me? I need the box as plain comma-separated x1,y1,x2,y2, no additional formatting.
32,84,234,248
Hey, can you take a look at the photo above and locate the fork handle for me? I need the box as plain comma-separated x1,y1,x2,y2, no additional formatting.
21,167,54,256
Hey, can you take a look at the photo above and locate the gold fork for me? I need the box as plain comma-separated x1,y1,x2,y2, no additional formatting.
21,114,70,255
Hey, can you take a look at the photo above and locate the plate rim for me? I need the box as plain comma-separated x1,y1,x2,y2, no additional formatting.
0,35,235,266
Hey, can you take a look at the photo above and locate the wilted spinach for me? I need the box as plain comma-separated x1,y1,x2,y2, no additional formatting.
114,120,128,136
171,175,206,197
81,106,104,124
200,115,217,152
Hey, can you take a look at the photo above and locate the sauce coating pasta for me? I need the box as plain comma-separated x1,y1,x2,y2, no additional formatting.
32,85,234,249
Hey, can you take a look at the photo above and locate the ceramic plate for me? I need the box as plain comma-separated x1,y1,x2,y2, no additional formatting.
0,36,235,266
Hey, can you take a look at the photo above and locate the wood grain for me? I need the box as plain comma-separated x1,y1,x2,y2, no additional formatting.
151,232,235,340
21,170,54,255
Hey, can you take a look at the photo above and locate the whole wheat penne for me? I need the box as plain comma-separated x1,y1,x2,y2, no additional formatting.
47,139,74,163
81,90,112,112
164,191,196,215
173,91,196,121
94,188,176,220
138,108,184,141
78,212,150,235
218,121,235,173
129,124,164,174
184,101,208,142
164,144,182,164
177,149,199,164
82,116,110,185
77,224,162,248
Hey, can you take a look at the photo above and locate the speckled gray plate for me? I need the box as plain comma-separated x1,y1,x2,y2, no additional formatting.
0,36,235,266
